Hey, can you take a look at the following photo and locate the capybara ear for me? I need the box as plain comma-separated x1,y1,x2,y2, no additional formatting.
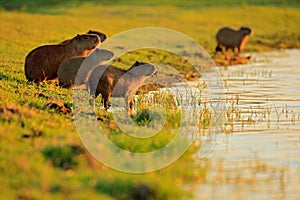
130,61,140,68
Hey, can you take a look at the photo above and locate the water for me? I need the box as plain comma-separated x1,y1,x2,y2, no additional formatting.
195,49,300,200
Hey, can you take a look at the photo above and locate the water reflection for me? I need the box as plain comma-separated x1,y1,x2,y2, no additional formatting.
195,49,300,200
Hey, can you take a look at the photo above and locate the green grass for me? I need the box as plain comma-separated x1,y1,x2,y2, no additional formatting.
0,1,300,199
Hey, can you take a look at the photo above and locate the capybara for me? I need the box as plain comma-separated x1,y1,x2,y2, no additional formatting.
215,27,252,54
25,34,100,82
58,48,115,88
87,61,156,110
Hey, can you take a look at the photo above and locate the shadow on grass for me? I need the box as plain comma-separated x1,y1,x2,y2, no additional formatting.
95,179,158,200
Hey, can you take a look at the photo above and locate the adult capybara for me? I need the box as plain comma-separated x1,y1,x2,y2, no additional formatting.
87,61,156,110
215,27,252,54
58,48,115,88
25,34,100,82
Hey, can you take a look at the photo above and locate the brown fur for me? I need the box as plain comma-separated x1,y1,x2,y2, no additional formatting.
25,34,100,82
87,61,156,110
58,48,115,88
216,27,252,54
60,30,107,56
87,30,107,43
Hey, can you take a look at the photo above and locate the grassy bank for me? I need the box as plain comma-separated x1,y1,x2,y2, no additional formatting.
0,2,300,199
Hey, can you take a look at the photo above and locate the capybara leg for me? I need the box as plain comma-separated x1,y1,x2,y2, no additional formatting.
129,100,133,110
125,96,134,115
89,95,95,106
128,99,134,115
128,108,134,115
103,94,111,110
215,44,223,52
234,47,240,56
27,69,45,83
103,98,108,110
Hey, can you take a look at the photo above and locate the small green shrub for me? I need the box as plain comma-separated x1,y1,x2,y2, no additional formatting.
133,108,152,126
42,145,83,170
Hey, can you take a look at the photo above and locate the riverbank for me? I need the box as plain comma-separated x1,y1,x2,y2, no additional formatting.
0,2,299,199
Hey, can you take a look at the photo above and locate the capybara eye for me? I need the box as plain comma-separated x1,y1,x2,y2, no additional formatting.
84,37,89,40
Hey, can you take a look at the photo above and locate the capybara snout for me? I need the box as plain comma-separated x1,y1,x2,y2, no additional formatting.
240,27,252,35
75,34,100,50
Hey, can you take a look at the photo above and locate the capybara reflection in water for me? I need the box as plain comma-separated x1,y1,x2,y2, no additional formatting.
25,34,100,82
87,61,156,110
58,48,115,88
215,27,252,55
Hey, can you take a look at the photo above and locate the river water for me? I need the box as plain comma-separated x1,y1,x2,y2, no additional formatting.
194,49,300,200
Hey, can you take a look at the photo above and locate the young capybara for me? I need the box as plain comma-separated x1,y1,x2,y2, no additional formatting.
25,34,100,82
215,27,252,54
58,48,115,88
87,61,156,110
